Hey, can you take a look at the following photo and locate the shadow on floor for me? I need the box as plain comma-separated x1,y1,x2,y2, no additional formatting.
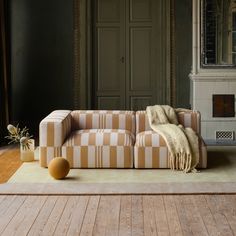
207,147,236,169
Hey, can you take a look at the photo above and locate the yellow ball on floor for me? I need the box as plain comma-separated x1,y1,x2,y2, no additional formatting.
48,157,70,179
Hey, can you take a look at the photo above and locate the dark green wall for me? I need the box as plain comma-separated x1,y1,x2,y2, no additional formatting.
9,0,74,133
175,0,192,108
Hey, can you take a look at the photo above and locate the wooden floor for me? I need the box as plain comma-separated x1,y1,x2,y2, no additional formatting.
0,146,22,183
0,194,235,235
1,146,236,235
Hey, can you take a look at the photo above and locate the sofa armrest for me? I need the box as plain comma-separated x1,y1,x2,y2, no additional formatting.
176,110,201,135
39,110,72,147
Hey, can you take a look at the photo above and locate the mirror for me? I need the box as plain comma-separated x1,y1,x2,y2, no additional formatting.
202,0,236,67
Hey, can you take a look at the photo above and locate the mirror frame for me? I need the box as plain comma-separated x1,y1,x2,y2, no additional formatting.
200,0,236,68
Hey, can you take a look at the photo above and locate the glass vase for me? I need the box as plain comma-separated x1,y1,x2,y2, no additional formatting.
20,139,35,162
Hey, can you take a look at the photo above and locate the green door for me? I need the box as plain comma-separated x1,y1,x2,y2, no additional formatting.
93,0,169,110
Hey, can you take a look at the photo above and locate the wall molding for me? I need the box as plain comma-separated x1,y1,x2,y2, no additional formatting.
170,0,176,106
73,0,80,109
0,0,10,140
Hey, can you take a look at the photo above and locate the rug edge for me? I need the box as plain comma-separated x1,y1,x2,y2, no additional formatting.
1,182,236,195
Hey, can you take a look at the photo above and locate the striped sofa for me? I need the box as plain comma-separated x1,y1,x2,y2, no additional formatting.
39,110,207,169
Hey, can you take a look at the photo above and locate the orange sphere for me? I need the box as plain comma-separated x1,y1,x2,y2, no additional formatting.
48,157,70,179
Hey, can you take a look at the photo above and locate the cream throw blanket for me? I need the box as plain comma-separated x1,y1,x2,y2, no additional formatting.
146,105,199,173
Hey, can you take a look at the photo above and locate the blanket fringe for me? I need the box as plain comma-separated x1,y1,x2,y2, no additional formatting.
170,153,195,173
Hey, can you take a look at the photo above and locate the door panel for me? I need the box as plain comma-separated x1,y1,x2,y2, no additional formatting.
130,0,152,22
130,27,152,90
126,0,159,110
93,0,168,110
97,28,121,91
94,0,125,109
97,0,121,22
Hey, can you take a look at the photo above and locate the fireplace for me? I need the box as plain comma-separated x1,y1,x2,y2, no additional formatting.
189,0,236,141
213,94,235,118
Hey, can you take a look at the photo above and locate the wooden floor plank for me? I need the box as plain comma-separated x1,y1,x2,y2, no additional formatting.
105,196,121,236
93,195,121,236
164,195,183,236
53,196,80,236
153,196,170,236
0,194,235,235
143,196,158,236
0,146,10,155
0,148,22,183
66,196,89,236
0,195,16,215
27,196,58,236
0,195,6,205
118,195,132,236
174,196,192,236
41,196,68,235
182,195,209,236
80,196,100,236
193,195,218,236
0,196,26,235
205,195,234,236
1,196,37,235
131,195,144,236
219,195,236,234
4,196,47,235
225,195,236,234
92,196,108,236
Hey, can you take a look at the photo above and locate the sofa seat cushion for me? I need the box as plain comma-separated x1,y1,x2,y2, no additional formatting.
63,129,134,147
135,131,167,147
134,131,207,168
61,129,134,168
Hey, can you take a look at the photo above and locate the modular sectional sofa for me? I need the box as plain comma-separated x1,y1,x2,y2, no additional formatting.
39,110,207,168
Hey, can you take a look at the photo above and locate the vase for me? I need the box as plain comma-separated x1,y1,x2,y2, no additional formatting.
20,139,35,162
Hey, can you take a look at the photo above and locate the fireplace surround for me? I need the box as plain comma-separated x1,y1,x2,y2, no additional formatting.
189,0,236,141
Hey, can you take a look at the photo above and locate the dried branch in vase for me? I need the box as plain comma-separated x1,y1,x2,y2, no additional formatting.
5,124,33,150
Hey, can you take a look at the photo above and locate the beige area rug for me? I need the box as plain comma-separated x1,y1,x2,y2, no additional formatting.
1,146,236,194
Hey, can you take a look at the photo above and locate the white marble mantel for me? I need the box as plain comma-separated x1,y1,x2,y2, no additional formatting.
189,0,236,140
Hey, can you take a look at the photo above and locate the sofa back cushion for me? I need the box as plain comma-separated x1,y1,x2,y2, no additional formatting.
136,110,201,134
71,110,136,134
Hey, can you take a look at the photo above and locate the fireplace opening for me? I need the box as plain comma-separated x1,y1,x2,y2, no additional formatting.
213,94,235,117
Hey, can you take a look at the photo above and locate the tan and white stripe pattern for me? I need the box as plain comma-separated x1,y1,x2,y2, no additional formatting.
135,131,167,147
134,110,207,168
39,146,62,167
61,146,133,168
40,110,135,168
63,129,134,146
135,110,201,134
177,111,201,134
39,110,72,146
39,110,72,167
39,109,206,169
62,127,135,168
71,110,136,134
134,139,207,169
134,146,169,168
